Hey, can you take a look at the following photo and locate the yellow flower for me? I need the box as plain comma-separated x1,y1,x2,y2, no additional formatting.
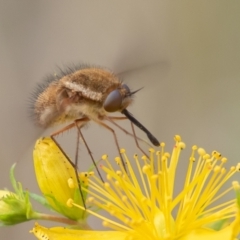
30,222,128,240
30,136,240,240
33,137,88,221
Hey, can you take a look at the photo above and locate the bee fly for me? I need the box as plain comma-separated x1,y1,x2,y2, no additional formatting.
31,65,160,205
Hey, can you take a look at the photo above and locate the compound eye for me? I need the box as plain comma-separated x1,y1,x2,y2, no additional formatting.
103,89,123,112
122,84,130,94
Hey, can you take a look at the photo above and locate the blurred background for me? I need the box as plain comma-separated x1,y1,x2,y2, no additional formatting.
1,1,240,239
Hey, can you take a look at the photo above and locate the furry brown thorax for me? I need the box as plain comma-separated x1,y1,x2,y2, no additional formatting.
33,67,133,127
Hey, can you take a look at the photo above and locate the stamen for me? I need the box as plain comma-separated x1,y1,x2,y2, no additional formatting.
63,136,240,239
70,200,131,231
67,178,75,189
67,198,74,207
134,154,150,199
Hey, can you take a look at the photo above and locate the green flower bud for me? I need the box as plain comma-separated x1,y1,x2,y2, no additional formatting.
0,190,33,225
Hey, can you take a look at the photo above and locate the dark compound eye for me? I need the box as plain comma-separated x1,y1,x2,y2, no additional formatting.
103,89,123,112
122,84,131,95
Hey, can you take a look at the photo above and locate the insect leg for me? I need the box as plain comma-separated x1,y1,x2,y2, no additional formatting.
50,134,86,209
74,119,104,182
50,117,90,209
51,122,76,136
106,116,152,147
106,116,149,157
95,120,127,172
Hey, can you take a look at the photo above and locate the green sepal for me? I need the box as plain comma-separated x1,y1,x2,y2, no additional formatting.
0,164,37,226
28,192,52,209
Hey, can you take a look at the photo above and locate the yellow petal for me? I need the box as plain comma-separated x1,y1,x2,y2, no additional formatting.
33,137,86,220
181,226,233,240
30,223,128,240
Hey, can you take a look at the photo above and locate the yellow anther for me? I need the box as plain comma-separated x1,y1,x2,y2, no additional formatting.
102,154,108,160
115,157,121,164
221,157,227,163
213,166,221,172
120,149,126,154
66,198,73,207
221,168,226,174
179,142,186,149
87,197,94,203
192,145,198,150
212,151,221,159
174,135,181,142
142,165,150,174
190,157,195,162
149,148,155,153
116,171,122,176
232,181,240,189
162,156,167,162
67,178,75,189
203,154,210,160
164,152,170,158
230,166,236,172
197,148,206,156
236,163,240,172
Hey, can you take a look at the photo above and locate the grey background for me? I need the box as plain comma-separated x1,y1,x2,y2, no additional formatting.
1,1,240,239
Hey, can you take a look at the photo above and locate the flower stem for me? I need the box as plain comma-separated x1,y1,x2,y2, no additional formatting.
32,212,92,230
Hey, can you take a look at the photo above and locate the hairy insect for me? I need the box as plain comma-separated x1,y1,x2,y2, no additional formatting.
31,64,159,143
31,65,160,206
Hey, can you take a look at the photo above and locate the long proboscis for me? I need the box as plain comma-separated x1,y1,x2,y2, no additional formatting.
121,109,160,146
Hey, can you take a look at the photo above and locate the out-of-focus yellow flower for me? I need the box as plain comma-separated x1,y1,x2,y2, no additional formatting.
33,137,88,221
30,136,240,240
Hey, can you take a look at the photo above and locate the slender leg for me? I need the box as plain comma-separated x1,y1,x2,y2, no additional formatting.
95,119,127,172
50,134,86,209
51,122,76,136
50,117,90,209
106,116,150,157
130,122,148,157
74,120,104,182
106,116,152,147
51,117,89,137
